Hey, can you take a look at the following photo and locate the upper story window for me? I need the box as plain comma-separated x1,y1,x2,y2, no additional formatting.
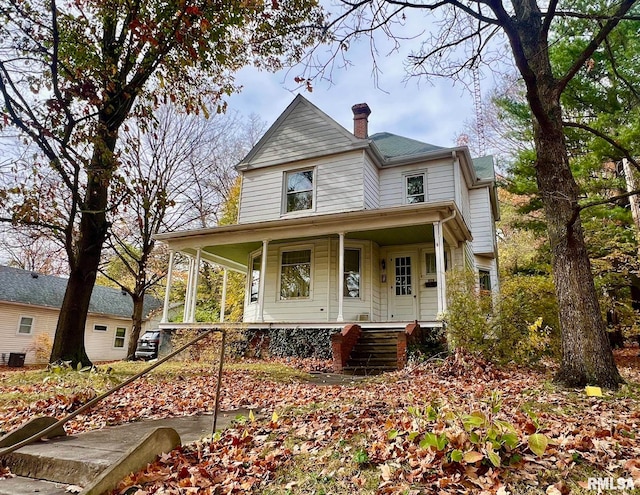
344,249,361,298
285,169,314,213
405,173,426,204
280,249,311,299
18,316,34,335
250,254,261,303
94,324,108,332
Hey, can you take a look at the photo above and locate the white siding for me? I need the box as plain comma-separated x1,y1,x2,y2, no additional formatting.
379,159,455,207
0,303,135,365
475,255,499,293
239,152,365,224
248,104,356,168
455,160,471,228
363,154,379,209
469,187,495,255
243,239,379,323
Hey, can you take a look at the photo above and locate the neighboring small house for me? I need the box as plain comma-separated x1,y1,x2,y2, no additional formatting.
0,265,162,365
155,95,499,370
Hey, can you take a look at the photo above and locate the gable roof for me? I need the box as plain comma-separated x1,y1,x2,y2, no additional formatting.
237,94,365,170
0,265,162,318
370,132,444,159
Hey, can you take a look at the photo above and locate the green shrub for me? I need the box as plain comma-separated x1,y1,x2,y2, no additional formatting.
443,269,560,365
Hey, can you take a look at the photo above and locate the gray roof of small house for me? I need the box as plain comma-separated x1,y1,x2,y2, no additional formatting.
0,265,162,318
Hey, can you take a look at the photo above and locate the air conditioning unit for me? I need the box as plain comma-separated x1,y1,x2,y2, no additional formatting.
356,313,370,322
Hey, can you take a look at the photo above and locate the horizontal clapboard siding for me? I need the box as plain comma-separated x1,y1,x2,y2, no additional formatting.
469,188,495,254
239,153,365,224
249,104,356,168
243,239,378,323
379,159,455,207
0,302,150,364
363,155,379,209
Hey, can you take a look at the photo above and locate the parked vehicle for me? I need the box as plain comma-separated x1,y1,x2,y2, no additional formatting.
134,330,161,360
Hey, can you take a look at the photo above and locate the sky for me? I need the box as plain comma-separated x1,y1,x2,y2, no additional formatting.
224,34,486,151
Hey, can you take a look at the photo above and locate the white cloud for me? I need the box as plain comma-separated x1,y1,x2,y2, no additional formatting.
226,24,484,149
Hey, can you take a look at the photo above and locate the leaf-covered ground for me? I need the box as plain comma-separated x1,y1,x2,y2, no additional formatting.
1,349,640,494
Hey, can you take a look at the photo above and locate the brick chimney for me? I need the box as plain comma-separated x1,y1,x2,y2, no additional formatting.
352,103,371,139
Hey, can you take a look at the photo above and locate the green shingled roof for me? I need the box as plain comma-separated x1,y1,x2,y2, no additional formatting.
472,155,496,181
0,265,162,318
370,132,444,159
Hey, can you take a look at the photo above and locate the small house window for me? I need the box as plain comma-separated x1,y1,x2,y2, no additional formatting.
406,173,426,203
114,327,126,348
425,251,448,275
280,249,311,299
94,324,108,332
285,169,314,212
250,254,261,303
479,270,492,292
344,249,361,298
18,316,34,335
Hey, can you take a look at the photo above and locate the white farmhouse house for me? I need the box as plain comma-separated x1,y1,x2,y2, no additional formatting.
156,95,499,371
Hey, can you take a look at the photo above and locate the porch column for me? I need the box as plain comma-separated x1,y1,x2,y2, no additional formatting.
220,268,228,323
187,248,201,323
337,232,345,322
161,250,175,323
434,222,447,314
183,256,194,323
258,240,269,322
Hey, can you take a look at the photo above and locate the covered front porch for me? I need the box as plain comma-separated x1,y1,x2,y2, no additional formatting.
156,201,472,327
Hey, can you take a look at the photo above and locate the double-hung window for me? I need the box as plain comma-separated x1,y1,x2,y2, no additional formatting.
405,173,426,203
114,327,126,348
18,316,34,335
479,269,492,292
344,249,361,298
280,249,311,299
250,254,261,303
285,169,314,213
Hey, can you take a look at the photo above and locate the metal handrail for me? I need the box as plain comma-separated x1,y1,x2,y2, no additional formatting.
0,327,226,457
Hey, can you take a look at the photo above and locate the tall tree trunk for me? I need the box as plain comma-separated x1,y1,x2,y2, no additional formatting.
50,122,118,367
505,0,623,388
534,117,623,388
127,292,146,360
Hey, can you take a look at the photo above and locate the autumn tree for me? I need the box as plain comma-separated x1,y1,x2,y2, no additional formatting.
315,0,640,387
0,0,323,366
98,107,265,357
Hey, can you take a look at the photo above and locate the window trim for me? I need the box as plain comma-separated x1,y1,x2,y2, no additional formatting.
479,268,492,292
93,324,108,332
421,249,449,277
403,171,427,204
17,315,34,336
282,167,316,215
248,251,262,305
113,327,127,349
278,245,314,301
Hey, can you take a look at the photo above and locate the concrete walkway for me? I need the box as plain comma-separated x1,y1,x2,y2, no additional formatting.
0,409,251,495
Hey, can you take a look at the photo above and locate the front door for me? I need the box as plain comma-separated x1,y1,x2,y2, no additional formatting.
388,253,417,320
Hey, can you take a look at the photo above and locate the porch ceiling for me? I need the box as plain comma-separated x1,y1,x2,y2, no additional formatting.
347,225,434,246
158,202,471,270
